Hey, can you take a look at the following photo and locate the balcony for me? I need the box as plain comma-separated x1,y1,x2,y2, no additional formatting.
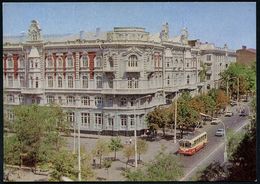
125,66,142,73
21,88,44,94
103,66,115,73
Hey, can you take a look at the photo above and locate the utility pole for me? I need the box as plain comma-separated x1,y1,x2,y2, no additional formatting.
77,116,81,181
226,76,229,98
174,91,178,143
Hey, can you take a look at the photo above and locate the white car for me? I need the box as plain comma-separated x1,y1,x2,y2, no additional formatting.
215,128,225,136
224,111,233,117
211,118,221,125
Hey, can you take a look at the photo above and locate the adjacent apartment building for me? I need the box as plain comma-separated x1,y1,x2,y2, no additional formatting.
236,45,256,66
3,20,236,136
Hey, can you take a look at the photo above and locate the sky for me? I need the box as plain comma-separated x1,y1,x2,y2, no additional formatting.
3,2,256,50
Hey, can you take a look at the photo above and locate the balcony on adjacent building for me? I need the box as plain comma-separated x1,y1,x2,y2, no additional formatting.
125,66,143,73
21,88,44,94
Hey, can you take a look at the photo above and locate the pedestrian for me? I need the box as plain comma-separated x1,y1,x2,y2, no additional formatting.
93,159,96,167
129,138,132,144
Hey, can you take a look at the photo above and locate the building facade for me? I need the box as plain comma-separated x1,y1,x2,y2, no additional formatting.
236,45,256,66
3,20,236,136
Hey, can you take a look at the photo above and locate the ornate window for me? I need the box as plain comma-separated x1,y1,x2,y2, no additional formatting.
58,76,63,88
8,75,13,87
57,58,63,68
19,58,25,68
18,94,24,104
67,112,75,124
130,115,135,127
96,76,102,88
95,57,102,67
120,115,127,128
108,118,114,128
128,55,138,67
67,57,73,67
66,96,75,105
35,77,39,88
127,77,138,89
82,75,88,88
130,98,135,107
81,96,90,106
206,55,211,61
187,75,190,84
81,113,90,127
167,76,170,86
7,94,14,103
82,55,88,67
95,113,103,127
48,76,53,88
48,58,53,68
47,95,55,104
68,76,73,88
7,58,13,68
120,97,127,106
95,96,103,106
30,59,34,68
109,57,114,67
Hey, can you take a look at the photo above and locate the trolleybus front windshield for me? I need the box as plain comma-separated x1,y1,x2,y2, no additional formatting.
180,141,191,148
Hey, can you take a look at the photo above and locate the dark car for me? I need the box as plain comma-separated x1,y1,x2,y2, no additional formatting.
239,111,247,116
230,101,237,106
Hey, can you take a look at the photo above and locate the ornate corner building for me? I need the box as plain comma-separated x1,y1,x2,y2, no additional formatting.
3,20,236,136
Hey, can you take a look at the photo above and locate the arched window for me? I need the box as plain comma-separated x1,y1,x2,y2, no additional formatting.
58,58,63,68
109,57,114,67
81,96,90,106
167,76,170,85
96,76,102,88
68,76,73,88
48,58,53,68
128,55,138,67
58,76,63,88
130,98,135,107
66,96,75,105
48,76,53,88
30,76,33,87
82,75,88,88
187,75,190,84
35,77,39,88
82,55,88,67
95,57,102,67
120,97,127,106
67,57,73,67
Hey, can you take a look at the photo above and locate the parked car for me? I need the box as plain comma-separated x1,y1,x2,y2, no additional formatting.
211,118,221,125
230,101,237,106
224,111,233,117
215,128,225,136
239,110,247,116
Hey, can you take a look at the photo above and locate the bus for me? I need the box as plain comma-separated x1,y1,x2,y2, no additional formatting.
178,131,207,155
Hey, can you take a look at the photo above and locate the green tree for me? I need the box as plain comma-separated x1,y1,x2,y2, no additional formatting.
137,139,148,161
226,129,244,160
4,104,69,169
196,161,227,181
80,149,95,181
122,144,135,168
103,159,112,179
4,135,21,165
146,107,169,136
49,149,77,181
108,137,123,160
124,152,184,181
92,139,110,168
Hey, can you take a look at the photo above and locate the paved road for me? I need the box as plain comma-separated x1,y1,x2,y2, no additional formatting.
180,102,251,181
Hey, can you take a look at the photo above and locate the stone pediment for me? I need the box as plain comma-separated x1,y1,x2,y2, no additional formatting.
122,47,143,56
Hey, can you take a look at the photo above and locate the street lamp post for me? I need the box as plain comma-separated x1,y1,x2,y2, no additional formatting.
220,120,227,163
77,115,81,181
174,91,178,143
134,95,152,169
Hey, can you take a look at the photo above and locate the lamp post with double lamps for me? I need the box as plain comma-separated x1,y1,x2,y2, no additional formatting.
220,120,227,163
133,94,152,168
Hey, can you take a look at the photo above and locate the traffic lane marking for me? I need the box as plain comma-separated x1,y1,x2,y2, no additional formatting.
180,119,250,181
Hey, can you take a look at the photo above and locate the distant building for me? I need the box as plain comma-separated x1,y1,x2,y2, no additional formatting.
3,20,236,136
236,46,256,66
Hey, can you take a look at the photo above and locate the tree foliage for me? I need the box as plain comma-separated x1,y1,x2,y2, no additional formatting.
92,139,110,168
137,139,148,161
122,144,135,168
4,104,70,168
196,161,227,181
108,137,123,160
124,152,184,181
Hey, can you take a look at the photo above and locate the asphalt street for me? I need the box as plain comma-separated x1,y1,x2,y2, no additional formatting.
180,102,251,181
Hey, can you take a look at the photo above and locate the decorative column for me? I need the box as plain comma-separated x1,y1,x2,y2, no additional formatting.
88,52,96,79
13,54,19,79
62,53,67,78
3,54,7,78
53,53,57,76
73,52,77,79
